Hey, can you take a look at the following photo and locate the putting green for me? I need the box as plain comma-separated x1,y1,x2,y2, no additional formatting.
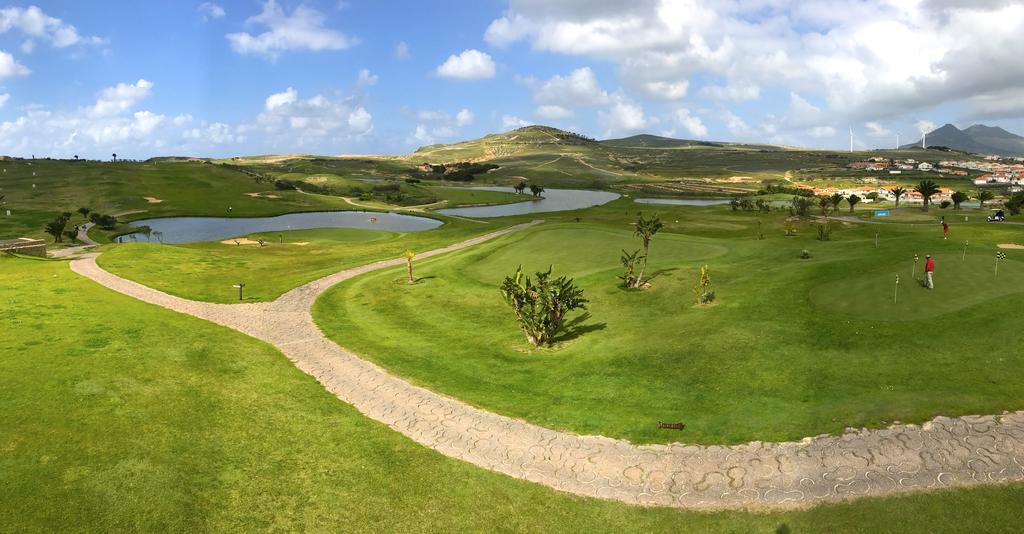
315,219,1024,445
811,253,1024,320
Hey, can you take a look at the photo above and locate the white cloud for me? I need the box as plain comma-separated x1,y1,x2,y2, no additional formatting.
723,111,753,137
700,83,760,102
484,1,1024,125
455,108,474,126
0,5,104,49
808,126,836,138
675,108,708,139
531,67,608,107
0,79,374,159
357,69,378,86
0,93,8,108
19,39,33,54
226,0,357,60
535,105,574,120
198,2,226,21
347,107,372,133
0,50,29,79
864,121,892,137
88,79,154,118
265,87,298,111
639,80,689,101
394,41,410,61
436,49,496,80
502,114,532,130
598,93,654,135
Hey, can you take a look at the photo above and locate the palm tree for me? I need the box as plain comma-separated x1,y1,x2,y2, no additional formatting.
829,193,844,214
632,214,663,288
818,196,831,215
976,189,994,209
528,184,545,198
112,153,117,162
950,191,969,210
847,194,861,212
77,207,90,219
914,180,940,211
513,182,526,194
890,186,907,208
401,250,416,283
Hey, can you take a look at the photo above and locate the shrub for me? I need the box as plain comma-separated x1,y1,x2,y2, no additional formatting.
816,221,833,241
940,200,951,209
500,266,588,347
693,265,714,305
800,249,812,259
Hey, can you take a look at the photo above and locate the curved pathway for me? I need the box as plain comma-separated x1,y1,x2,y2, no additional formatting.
69,221,1024,510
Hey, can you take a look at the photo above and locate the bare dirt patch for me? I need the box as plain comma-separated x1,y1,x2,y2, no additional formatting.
143,197,163,204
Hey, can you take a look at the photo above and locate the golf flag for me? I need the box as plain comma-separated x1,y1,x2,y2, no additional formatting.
997,251,1007,260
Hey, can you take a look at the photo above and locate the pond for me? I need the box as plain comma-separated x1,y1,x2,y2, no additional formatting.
436,187,619,218
633,198,732,206
113,211,442,244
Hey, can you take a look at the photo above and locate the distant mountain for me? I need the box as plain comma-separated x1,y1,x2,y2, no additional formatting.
600,134,722,149
902,123,1024,156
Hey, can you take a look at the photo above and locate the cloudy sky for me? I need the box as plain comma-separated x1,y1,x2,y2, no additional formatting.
1,0,1023,158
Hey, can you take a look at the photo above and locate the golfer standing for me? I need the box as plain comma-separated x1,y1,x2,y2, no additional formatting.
924,254,935,289
942,221,949,240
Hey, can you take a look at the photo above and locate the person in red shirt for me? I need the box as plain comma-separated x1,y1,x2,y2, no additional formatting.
924,254,935,289
942,221,949,240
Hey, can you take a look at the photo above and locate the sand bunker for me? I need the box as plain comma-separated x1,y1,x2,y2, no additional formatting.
998,243,1024,249
143,197,163,204
245,192,282,199
220,238,309,246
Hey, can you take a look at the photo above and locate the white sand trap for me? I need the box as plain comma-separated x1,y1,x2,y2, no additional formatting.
246,192,283,199
291,242,310,246
143,197,163,203
998,243,1024,249
221,238,262,245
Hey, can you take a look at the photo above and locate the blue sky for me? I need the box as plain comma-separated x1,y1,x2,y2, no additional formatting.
1,0,1023,158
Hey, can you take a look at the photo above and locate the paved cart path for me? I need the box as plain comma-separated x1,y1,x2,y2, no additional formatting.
69,221,1024,510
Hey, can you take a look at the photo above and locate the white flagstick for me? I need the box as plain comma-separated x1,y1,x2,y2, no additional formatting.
963,240,968,261
894,274,900,304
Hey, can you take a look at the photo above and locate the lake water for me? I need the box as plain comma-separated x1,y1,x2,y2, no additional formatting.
634,198,731,206
114,211,442,244
436,187,619,218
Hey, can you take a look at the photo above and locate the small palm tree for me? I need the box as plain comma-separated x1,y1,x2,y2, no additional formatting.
847,194,861,212
976,189,994,209
914,180,940,211
890,186,907,208
818,196,831,215
112,153,117,162
632,214,664,288
950,191,969,210
401,250,416,283
829,193,844,214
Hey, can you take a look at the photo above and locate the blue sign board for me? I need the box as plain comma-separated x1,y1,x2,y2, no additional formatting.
874,210,890,217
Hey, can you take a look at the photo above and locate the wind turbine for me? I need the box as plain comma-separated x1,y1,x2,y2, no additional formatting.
849,126,854,153
921,128,927,149
896,133,900,150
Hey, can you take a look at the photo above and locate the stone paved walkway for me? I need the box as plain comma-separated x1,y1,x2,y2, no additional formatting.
69,221,1024,510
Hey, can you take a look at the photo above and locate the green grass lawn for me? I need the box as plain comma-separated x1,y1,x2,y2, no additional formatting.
97,218,511,303
313,207,1024,444
6,255,1024,533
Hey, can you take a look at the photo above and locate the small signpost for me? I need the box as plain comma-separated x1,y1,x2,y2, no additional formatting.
233,282,246,301
963,240,969,261
996,251,1007,278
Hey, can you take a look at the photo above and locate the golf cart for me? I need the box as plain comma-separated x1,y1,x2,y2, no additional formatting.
988,209,1005,222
